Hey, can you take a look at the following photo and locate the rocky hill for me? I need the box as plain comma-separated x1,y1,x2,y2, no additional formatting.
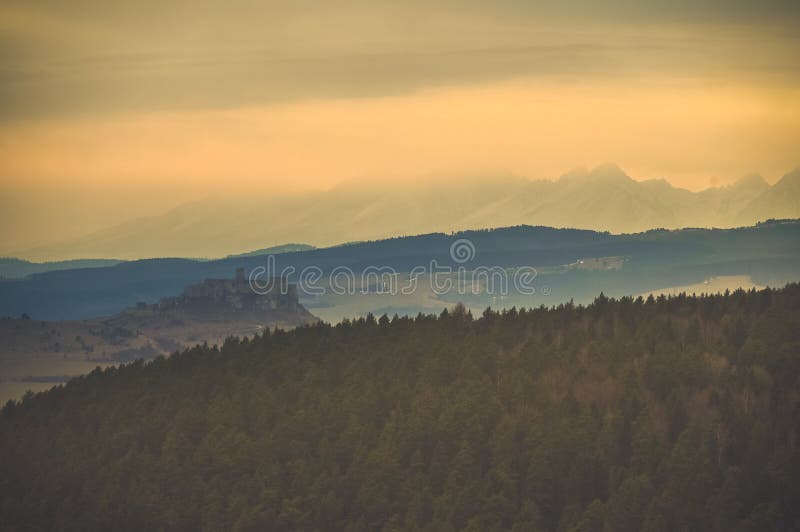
0,269,316,402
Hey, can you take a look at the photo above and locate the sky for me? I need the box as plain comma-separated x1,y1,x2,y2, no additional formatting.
1,0,800,254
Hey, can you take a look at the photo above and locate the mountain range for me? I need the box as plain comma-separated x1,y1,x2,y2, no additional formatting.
0,258,124,279
11,164,800,261
2,220,798,321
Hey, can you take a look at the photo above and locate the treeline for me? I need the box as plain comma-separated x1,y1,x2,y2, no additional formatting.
2,285,799,531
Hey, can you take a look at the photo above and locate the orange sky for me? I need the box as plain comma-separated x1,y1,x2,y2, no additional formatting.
1,0,799,254
3,79,800,193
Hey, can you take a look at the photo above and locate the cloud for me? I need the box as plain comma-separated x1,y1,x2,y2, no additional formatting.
1,0,798,250
0,0,798,121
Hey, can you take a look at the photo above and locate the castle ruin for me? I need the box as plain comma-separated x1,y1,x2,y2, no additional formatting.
157,268,298,313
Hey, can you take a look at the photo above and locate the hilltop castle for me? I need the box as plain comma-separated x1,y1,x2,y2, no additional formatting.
156,268,298,313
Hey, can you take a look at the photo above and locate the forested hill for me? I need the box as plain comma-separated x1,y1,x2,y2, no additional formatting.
2,286,800,531
2,220,799,321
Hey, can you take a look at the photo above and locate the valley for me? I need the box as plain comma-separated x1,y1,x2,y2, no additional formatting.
0,269,315,403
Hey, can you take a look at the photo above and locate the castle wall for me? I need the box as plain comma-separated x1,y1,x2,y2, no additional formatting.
170,271,297,312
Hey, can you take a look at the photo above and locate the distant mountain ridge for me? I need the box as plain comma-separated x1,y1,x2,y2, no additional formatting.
735,168,800,224
2,220,798,321
11,165,800,260
226,243,316,259
0,258,124,279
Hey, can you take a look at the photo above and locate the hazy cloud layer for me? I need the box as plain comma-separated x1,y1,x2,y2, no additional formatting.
1,0,799,120
1,0,799,255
